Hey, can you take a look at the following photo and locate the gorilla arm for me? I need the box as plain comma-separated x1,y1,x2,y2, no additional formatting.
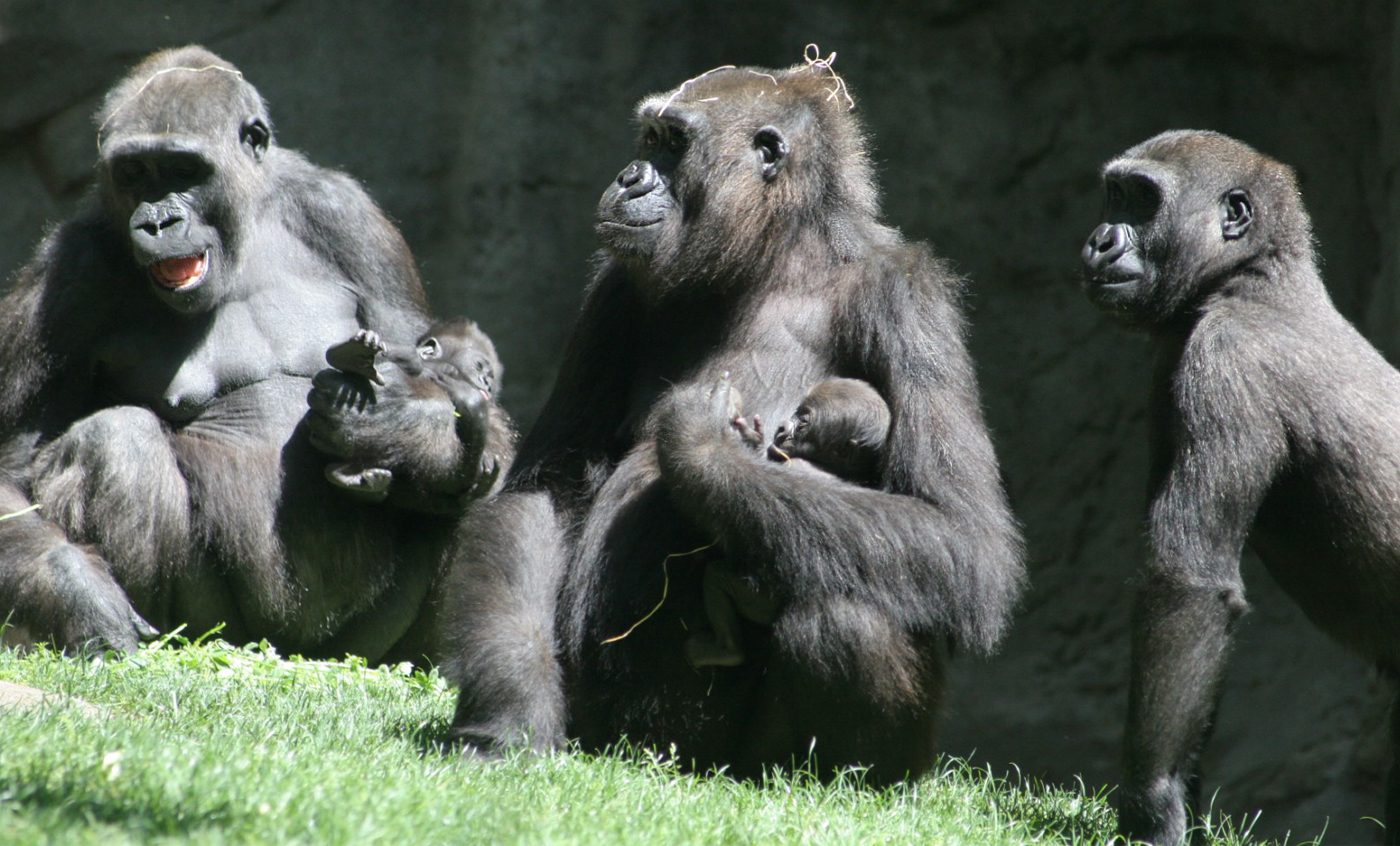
1117,327,1284,845
0,218,158,651
505,263,640,500
295,161,515,508
655,250,1024,659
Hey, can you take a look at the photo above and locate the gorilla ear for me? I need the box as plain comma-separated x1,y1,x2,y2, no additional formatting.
1221,189,1253,240
754,126,789,182
240,118,271,162
418,337,443,360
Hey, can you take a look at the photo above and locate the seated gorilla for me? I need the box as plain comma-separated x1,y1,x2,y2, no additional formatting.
687,376,892,669
1081,130,1400,844
427,56,1025,782
0,46,507,662
322,319,511,505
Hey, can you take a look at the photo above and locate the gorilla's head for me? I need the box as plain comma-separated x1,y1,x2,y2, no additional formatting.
96,46,273,315
595,57,879,303
1081,130,1314,329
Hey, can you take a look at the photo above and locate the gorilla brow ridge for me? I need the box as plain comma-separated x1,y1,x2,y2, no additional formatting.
95,65,246,152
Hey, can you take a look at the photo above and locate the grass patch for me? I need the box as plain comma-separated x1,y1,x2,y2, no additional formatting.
0,637,1282,845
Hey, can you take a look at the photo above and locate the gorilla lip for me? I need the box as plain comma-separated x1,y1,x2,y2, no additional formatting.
150,253,208,290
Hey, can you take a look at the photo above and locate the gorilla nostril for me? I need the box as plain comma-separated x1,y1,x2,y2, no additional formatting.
1086,224,1128,262
618,161,644,187
618,161,658,199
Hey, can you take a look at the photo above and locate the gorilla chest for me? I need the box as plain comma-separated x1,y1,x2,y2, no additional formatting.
634,292,836,423
97,286,361,424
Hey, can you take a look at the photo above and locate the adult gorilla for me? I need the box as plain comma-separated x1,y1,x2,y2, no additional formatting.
428,57,1025,781
0,46,499,661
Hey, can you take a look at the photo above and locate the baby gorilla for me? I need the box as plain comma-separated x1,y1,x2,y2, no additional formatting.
323,318,500,501
686,378,892,668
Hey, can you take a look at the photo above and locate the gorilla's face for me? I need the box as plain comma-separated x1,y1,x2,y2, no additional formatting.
594,68,806,301
416,323,500,401
98,67,271,315
1080,131,1267,329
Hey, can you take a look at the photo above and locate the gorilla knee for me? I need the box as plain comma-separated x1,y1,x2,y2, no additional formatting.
32,406,189,602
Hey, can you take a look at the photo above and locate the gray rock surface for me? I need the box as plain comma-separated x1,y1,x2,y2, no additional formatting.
1,1,1397,839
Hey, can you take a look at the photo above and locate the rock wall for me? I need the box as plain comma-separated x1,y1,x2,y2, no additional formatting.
2,1,1396,839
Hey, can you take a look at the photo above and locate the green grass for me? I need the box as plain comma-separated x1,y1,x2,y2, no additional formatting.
0,637,1278,845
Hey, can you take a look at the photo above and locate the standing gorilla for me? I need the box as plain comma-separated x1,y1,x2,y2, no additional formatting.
1082,130,1400,843
429,57,1024,781
0,46,502,662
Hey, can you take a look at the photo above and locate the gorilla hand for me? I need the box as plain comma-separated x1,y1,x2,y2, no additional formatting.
306,367,418,461
655,376,756,479
31,544,159,653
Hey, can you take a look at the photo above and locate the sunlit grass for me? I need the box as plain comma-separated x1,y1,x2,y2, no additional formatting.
0,636,1286,845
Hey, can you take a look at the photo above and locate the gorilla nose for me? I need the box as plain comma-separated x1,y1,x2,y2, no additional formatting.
617,160,660,199
1082,223,1130,271
130,200,188,239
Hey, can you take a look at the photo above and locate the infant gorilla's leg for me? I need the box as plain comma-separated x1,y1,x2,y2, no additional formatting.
686,562,780,668
324,462,394,501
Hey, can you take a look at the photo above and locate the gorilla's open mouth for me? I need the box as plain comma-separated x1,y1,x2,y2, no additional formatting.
149,252,208,291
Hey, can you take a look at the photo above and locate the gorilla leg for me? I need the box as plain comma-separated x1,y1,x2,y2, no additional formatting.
32,406,191,621
0,481,157,652
1119,575,1246,845
738,597,944,785
438,490,566,753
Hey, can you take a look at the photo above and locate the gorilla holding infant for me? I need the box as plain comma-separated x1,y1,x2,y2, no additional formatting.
438,57,1025,780
0,46,511,662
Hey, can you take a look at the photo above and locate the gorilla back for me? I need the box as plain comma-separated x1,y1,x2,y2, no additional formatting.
0,46,475,660
440,55,1024,782
1082,130,1400,844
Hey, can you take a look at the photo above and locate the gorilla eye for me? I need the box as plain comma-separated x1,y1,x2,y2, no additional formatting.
111,158,145,190
161,154,207,183
1104,174,1161,226
641,127,660,153
665,129,687,155
1104,182,1125,215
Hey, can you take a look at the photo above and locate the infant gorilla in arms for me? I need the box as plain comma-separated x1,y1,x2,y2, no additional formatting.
323,319,501,501
687,377,891,668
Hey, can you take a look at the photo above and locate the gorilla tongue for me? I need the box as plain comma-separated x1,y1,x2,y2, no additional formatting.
151,254,207,290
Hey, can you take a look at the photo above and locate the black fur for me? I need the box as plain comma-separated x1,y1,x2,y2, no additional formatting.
439,60,1024,781
1082,130,1400,844
0,46,505,662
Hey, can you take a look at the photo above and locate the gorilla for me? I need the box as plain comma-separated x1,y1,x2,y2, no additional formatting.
0,46,505,662
765,376,891,485
1082,130,1400,843
431,56,1025,782
321,319,512,505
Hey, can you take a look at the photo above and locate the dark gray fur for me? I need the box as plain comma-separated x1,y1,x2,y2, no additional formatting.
1081,129,1400,844
435,62,1024,782
687,376,892,669
0,46,506,662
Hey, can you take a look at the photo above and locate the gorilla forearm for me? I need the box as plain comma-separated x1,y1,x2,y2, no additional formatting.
656,414,1015,655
